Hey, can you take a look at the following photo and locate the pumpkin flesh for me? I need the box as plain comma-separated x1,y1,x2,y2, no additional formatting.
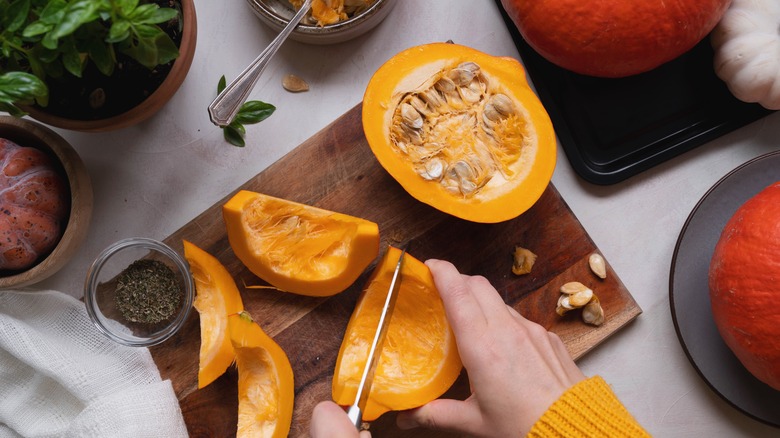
363,43,556,224
229,311,294,438
708,181,780,390
223,190,380,296
332,247,462,421
183,240,245,389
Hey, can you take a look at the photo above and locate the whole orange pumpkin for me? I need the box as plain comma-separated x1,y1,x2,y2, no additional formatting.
0,139,69,271
501,0,732,78
708,181,780,390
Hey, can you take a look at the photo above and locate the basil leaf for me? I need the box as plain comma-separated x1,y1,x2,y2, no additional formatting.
22,21,53,38
61,38,84,77
223,124,246,147
122,37,157,69
134,23,163,39
107,19,131,43
0,71,47,102
0,102,27,117
38,0,67,25
218,75,227,94
153,33,179,65
88,40,114,76
140,8,178,25
6,0,30,32
116,0,139,16
51,0,100,39
128,3,157,22
235,101,275,125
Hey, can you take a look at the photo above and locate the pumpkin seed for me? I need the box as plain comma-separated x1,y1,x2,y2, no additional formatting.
282,74,309,92
512,245,537,275
582,296,605,326
388,61,529,198
589,253,607,279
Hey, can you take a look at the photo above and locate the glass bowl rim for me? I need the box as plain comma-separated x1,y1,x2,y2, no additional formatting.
84,237,194,347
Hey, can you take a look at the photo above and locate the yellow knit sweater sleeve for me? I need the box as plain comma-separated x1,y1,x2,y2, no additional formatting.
527,376,651,437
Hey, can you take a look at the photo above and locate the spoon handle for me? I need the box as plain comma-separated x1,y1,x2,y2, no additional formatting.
208,0,313,127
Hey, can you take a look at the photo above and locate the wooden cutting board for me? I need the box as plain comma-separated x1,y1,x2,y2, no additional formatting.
152,103,641,437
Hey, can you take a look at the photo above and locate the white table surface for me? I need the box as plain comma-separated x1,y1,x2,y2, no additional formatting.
32,0,779,436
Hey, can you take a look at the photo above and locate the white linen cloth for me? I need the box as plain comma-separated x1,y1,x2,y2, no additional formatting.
0,290,188,438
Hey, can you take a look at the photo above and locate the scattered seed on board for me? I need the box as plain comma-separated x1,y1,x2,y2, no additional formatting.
589,252,607,279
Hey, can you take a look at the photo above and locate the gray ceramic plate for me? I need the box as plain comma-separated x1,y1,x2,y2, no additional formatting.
245,0,396,45
670,150,780,428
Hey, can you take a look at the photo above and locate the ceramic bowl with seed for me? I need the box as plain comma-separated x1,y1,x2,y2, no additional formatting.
246,0,396,45
84,238,195,347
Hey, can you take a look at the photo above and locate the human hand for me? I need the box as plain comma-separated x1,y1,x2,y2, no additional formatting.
396,259,585,437
310,400,371,438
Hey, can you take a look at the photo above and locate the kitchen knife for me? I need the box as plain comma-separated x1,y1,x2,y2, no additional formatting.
346,247,406,429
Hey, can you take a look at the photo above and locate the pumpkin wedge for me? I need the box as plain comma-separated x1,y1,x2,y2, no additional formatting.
332,246,463,421
228,311,294,438
183,240,244,389
362,43,556,223
223,190,380,296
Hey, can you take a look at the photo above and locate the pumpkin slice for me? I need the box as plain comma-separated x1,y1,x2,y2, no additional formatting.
183,240,244,389
228,311,294,438
332,246,463,421
362,43,556,223
223,190,380,296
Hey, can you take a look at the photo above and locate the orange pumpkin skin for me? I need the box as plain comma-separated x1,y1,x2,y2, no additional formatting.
708,181,780,390
0,139,69,271
501,0,732,78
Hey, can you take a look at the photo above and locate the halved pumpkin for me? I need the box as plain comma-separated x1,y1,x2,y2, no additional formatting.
229,311,294,438
223,190,380,296
332,246,463,421
182,240,244,389
362,42,556,223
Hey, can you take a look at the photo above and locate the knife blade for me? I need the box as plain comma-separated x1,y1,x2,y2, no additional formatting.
346,247,406,429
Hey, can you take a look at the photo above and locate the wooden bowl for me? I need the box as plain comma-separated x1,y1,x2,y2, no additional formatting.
23,0,197,132
0,116,93,289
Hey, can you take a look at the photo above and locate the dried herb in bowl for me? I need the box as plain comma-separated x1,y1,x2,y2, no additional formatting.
115,259,182,324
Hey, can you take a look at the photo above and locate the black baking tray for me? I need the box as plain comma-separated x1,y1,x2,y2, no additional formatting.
494,1,774,185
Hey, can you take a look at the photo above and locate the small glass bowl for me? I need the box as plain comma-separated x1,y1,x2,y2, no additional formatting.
84,238,194,347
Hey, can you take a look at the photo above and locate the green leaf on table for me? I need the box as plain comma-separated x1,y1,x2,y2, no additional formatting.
216,75,276,147
224,122,246,147
235,101,275,125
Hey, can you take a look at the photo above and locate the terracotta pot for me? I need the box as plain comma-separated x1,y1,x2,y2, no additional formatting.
0,116,93,289
25,0,197,133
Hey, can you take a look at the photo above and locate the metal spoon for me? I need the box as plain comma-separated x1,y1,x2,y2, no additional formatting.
208,0,313,127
